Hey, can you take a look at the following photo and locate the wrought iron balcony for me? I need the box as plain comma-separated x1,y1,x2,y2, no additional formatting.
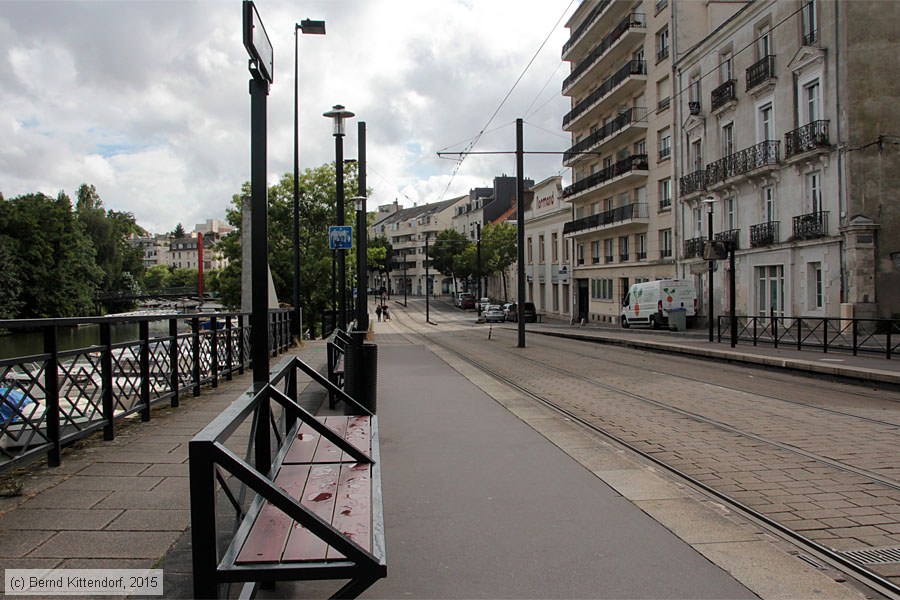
619,253,630,262
637,251,647,260
658,96,671,111
705,140,780,186
563,12,646,92
658,146,671,161
563,60,647,128
562,154,649,198
563,202,649,235
605,255,614,264
750,221,779,247
563,107,647,164
562,0,613,58
711,79,737,111
746,55,775,92
785,120,830,158
683,236,706,259
714,228,740,250
792,211,829,240
661,247,672,258
803,29,817,46
679,169,706,196
656,46,669,63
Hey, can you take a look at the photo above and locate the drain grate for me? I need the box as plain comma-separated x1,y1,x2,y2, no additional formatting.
841,546,900,565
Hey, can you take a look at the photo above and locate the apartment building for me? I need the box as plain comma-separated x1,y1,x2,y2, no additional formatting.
560,0,706,325
129,234,171,269
674,0,897,320
524,176,573,320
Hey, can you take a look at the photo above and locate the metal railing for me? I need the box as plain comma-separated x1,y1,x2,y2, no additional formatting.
563,60,647,128
746,55,776,91
0,310,293,474
715,228,741,250
563,107,647,163
711,79,737,111
750,220,779,247
563,202,649,235
563,12,646,92
680,169,706,196
562,0,613,58
563,154,649,199
706,140,780,185
793,211,829,240
717,314,900,359
785,120,830,158
683,236,706,259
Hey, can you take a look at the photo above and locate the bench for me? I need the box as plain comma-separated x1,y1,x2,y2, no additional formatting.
189,355,386,599
327,330,352,408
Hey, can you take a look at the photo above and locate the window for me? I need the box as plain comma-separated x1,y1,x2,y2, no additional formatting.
637,234,647,259
808,262,823,309
660,229,673,258
722,123,735,156
659,178,672,210
807,171,822,213
691,139,703,172
604,198,613,212
527,237,533,264
633,48,645,65
539,235,545,263
688,74,701,104
635,139,647,156
619,236,630,261
693,206,704,238
577,243,584,265
656,27,669,62
804,80,821,124
604,238,614,263
657,76,671,111
756,265,785,317
756,23,772,59
591,278,614,301
725,197,737,230
763,185,777,222
591,240,601,264
759,101,774,141
551,232,559,263
802,0,817,44
658,127,671,161
720,50,734,83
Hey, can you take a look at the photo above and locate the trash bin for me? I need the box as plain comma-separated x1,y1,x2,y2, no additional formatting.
667,307,687,332
344,336,378,415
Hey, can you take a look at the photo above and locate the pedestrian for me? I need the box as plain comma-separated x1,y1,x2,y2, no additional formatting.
375,305,382,322
383,306,390,321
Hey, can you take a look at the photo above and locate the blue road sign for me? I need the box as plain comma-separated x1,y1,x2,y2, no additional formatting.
329,226,353,250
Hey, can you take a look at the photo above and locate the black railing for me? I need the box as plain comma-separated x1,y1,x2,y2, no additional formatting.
717,314,900,359
563,202,649,235
715,228,740,250
785,120,830,158
619,253,630,262
683,236,706,259
563,107,648,163
711,79,737,111
656,46,669,63
793,211,829,240
605,255,614,264
658,96,671,111
746,55,776,91
563,12,646,91
562,0,613,58
803,29,818,45
592,255,601,264
750,220,779,247
706,140,780,185
563,154,648,198
0,310,293,474
659,197,672,211
563,60,647,128
637,251,647,260
658,146,671,161
661,247,672,258
680,169,706,196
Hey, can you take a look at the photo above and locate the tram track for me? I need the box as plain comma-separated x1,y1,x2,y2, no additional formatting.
379,300,900,598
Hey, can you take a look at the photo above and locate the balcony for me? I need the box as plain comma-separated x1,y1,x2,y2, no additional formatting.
714,228,740,250
679,169,706,197
605,255,614,264
785,120,830,159
637,251,647,260
656,46,669,64
562,0,613,60
689,101,701,115
619,253,630,262
750,221,779,247
563,106,648,166
683,236,706,259
563,60,647,130
563,202,649,236
792,211,829,240
705,140,780,187
563,154,648,200
711,79,737,113
658,146,671,161
746,55,776,94
562,12,646,95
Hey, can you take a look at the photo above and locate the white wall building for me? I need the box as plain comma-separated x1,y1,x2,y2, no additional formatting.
524,176,573,320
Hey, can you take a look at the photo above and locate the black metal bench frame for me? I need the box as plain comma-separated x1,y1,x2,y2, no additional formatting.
189,355,386,599
327,329,352,408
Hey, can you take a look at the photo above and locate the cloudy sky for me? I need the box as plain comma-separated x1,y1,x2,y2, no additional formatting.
0,0,577,234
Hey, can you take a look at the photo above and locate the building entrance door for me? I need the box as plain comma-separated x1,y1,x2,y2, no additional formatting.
577,279,589,322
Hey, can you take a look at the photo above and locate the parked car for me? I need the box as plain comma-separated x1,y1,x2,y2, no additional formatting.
456,292,475,308
482,304,505,323
506,301,537,323
502,303,514,320
620,279,697,329
477,297,491,311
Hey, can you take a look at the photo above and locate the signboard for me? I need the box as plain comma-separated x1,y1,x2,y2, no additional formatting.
703,240,729,261
329,226,353,250
243,1,274,83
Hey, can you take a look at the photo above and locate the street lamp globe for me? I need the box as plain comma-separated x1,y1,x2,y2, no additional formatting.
323,104,354,136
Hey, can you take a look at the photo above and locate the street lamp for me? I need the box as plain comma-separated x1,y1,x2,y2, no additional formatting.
476,222,482,317
323,104,355,331
293,19,325,340
704,195,716,342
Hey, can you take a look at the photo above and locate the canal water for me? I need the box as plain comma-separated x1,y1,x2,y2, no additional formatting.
0,320,186,360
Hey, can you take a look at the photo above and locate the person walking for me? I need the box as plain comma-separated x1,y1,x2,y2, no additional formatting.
382,306,390,321
376,305,383,322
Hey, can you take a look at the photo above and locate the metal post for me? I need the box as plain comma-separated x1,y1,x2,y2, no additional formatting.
140,321,151,421
191,317,201,397
44,325,61,467
730,244,737,348
250,76,270,392
357,122,368,332
425,235,430,323
336,133,347,331
292,26,301,338
477,222,482,317
707,205,714,343
101,322,116,439
516,118,526,348
404,263,408,307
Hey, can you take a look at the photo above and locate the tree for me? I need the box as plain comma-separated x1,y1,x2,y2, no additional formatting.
172,223,186,238
0,235,23,318
367,235,392,283
216,162,363,338
430,228,471,297
143,265,171,290
481,222,517,300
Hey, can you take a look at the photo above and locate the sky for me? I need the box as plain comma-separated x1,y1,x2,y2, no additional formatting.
0,0,577,235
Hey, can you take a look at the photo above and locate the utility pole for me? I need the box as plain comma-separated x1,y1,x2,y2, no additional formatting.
516,118,526,348
425,234,430,323
476,222,482,317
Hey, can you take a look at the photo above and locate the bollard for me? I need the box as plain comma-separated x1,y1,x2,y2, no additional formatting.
344,331,377,415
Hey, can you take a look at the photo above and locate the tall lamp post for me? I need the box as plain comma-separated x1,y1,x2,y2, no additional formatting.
476,222,483,317
704,196,716,342
323,104,355,331
292,19,325,340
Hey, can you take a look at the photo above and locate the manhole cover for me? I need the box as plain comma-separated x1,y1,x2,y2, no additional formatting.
842,546,900,565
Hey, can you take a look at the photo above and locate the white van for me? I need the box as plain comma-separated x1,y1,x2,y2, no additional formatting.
620,279,697,329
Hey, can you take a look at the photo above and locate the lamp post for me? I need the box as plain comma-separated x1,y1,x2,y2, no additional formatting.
323,104,355,331
292,19,325,340
353,196,368,330
704,195,716,342
476,222,482,317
